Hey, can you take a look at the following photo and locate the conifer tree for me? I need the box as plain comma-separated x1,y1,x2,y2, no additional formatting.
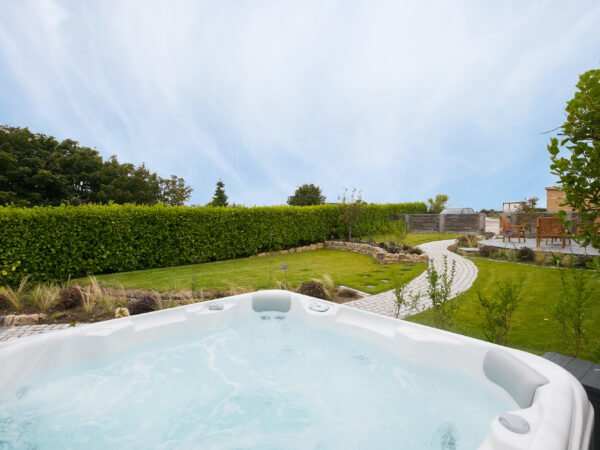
209,179,228,207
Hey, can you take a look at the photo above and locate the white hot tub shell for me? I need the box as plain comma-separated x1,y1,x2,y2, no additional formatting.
0,290,594,449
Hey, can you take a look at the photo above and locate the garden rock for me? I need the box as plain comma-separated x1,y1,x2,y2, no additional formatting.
9,314,41,326
115,307,130,318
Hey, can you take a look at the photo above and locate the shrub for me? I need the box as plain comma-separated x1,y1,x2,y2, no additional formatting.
0,202,426,284
297,280,328,300
456,234,479,248
127,291,160,315
407,247,423,255
516,247,535,262
478,246,494,258
392,277,421,318
478,280,523,345
336,288,358,299
426,256,460,330
57,286,84,309
553,268,593,357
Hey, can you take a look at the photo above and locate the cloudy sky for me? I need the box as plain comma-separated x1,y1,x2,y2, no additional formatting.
1,1,599,208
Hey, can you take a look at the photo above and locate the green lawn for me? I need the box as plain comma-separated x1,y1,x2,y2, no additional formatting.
367,232,460,247
408,258,600,362
92,249,426,295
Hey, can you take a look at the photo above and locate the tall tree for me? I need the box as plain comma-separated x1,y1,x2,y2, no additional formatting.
160,175,192,206
0,125,192,206
548,68,600,249
209,179,228,207
427,194,449,214
287,184,325,206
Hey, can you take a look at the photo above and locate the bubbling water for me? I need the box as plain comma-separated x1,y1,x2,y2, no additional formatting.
0,315,514,449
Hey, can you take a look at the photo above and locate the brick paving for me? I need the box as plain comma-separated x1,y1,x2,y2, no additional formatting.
0,324,73,342
346,239,478,318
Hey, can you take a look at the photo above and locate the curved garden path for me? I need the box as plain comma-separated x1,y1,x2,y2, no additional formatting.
346,239,478,318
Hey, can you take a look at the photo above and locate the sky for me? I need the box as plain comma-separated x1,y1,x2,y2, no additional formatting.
1,1,599,209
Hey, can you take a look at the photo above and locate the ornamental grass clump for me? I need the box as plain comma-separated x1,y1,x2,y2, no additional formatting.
0,276,29,313
81,276,110,316
29,282,60,312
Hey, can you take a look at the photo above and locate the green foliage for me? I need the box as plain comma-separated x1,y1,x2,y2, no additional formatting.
478,280,523,345
391,275,421,318
409,258,600,362
426,194,449,214
516,246,535,262
338,187,365,240
0,202,426,284
0,125,192,206
159,175,192,206
548,68,600,249
456,234,479,248
95,250,426,295
0,276,29,312
287,184,326,206
426,256,460,330
30,282,60,312
208,180,228,207
553,268,593,357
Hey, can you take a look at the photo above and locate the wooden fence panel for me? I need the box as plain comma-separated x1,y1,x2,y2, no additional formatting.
403,214,484,233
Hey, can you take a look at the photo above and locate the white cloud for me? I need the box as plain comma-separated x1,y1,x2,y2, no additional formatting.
1,0,599,207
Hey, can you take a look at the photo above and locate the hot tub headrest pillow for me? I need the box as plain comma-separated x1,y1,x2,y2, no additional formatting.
483,348,549,409
252,290,292,313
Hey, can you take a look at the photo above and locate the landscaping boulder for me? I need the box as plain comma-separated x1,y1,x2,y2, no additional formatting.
13,314,40,326
115,307,130,318
297,280,328,300
127,291,159,315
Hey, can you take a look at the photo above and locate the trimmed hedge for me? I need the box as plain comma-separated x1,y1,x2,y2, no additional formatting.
0,202,426,284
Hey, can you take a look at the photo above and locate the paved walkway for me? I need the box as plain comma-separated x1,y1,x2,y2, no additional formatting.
0,324,72,342
346,239,478,318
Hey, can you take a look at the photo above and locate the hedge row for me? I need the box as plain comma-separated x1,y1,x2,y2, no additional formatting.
0,202,426,284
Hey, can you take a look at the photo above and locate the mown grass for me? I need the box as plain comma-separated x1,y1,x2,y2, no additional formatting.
408,257,600,362
92,249,426,295
367,232,460,247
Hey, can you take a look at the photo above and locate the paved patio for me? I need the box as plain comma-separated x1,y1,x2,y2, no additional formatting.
479,237,599,256
346,239,477,318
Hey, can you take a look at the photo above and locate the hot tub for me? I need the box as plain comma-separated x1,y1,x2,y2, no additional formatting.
0,290,593,449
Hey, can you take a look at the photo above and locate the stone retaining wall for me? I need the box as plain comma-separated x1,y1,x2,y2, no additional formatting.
324,241,428,264
255,241,427,264
256,242,325,257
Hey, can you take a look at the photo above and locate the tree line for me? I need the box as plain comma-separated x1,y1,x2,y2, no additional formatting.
0,126,192,207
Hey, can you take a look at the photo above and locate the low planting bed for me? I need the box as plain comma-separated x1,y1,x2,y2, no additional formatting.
1,250,427,326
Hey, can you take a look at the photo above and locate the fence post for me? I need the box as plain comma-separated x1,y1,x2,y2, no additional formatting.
404,214,411,232
439,214,445,233
480,214,485,233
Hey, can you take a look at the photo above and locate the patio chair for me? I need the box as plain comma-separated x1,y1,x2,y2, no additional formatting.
500,216,526,243
535,217,570,248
